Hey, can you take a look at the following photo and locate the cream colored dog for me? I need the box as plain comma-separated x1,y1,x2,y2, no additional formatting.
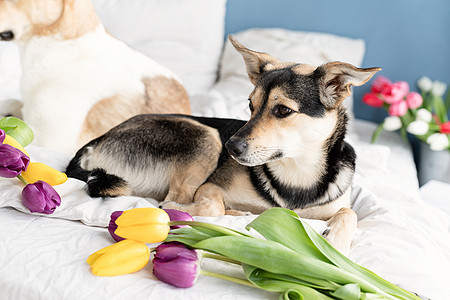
0,0,190,153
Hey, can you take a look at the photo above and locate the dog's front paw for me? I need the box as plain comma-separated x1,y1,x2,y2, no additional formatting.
159,200,183,210
225,209,253,216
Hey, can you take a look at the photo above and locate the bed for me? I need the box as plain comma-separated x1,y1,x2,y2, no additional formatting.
1,1,449,299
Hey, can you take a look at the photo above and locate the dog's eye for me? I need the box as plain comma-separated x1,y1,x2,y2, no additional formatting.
248,101,254,112
273,105,293,118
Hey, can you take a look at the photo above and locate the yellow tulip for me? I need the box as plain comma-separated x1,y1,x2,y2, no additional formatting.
21,162,68,186
3,134,29,156
115,208,170,243
87,239,150,276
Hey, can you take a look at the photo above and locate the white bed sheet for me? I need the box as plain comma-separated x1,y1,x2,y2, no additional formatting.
1,120,449,300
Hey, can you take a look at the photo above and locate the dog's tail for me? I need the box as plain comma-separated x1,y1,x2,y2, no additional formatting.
65,141,130,198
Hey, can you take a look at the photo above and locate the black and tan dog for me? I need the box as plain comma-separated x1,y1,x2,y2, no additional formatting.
66,37,380,254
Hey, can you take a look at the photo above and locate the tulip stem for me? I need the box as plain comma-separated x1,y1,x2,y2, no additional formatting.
200,270,255,288
202,252,241,265
17,174,28,186
169,221,250,237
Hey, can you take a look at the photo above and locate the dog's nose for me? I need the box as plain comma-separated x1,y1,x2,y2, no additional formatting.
0,31,14,41
226,137,248,157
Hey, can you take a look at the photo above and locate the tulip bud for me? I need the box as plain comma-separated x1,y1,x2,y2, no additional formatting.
362,93,384,108
431,81,447,97
417,76,433,92
406,120,430,136
114,208,170,243
388,101,408,117
20,162,68,186
0,143,30,178
440,122,450,134
405,92,423,109
427,133,450,151
87,239,150,276
108,211,125,242
152,242,199,288
21,180,61,214
416,108,433,122
382,81,409,104
0,128,5,144
3,133,30,156
164,209,194,229
383,116,402,132
371,76,392,94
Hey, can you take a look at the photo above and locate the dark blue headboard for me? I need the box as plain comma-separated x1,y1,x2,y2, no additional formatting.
224,0,450,123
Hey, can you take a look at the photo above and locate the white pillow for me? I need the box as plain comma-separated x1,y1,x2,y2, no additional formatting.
91,0,226,94
191,28,365,133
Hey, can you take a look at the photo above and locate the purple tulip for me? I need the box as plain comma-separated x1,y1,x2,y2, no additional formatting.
0,143,30,178
22,180,61,214
0,129,5,144
163,209,194,229
108,211,125,242
153,242,199,288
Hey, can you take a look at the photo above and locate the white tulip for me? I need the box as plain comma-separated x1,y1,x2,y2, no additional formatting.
431,81,447,97
427,133,450,151
406,120,429,136
417,76,433,92
383,116,402,131
416,108,433,122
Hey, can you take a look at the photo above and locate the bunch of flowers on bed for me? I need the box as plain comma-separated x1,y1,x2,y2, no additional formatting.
0,117,67,214
87,207,421,300
363,76,450,151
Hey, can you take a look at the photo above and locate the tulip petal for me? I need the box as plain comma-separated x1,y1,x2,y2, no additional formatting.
88,240,150,276
115,224,170,244
21,162,68,186
116,207,170,226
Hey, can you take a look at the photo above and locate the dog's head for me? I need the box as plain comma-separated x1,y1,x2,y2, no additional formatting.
0,0,99,42
225,36,381,166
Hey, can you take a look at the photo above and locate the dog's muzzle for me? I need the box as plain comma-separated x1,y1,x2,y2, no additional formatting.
225,137,248,159
0,31,14,41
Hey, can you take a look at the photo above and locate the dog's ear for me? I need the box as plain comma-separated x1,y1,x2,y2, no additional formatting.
229,35,280,85
317,62,381,108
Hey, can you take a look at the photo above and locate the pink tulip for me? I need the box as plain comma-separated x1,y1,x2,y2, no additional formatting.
405,92,423,109
381,81,409,104
388,100,408,117
371,76,392,93
362,93,384,108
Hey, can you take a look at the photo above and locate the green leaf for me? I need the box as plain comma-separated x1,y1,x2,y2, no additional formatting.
371,122,385,144
0,117,34,147
330,283,360,300
299,216,419,300
243,265,334,300
433,95,448,123
445,90,450,111
243,264,340,291
245,208,330,263
193,235,380,294
279,289,304,300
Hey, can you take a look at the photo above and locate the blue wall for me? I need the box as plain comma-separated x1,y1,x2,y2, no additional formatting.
224,0,450,123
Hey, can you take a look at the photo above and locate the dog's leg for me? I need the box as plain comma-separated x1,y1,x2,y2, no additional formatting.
163,163,215,205
161,182,225,217
323,207,357,256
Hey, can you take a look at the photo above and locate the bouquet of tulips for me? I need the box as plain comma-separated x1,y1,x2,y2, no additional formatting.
363,76,450,151
0,117,67,214
88,207,421,300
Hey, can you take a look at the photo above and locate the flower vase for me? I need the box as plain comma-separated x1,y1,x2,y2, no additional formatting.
418,142,450,185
